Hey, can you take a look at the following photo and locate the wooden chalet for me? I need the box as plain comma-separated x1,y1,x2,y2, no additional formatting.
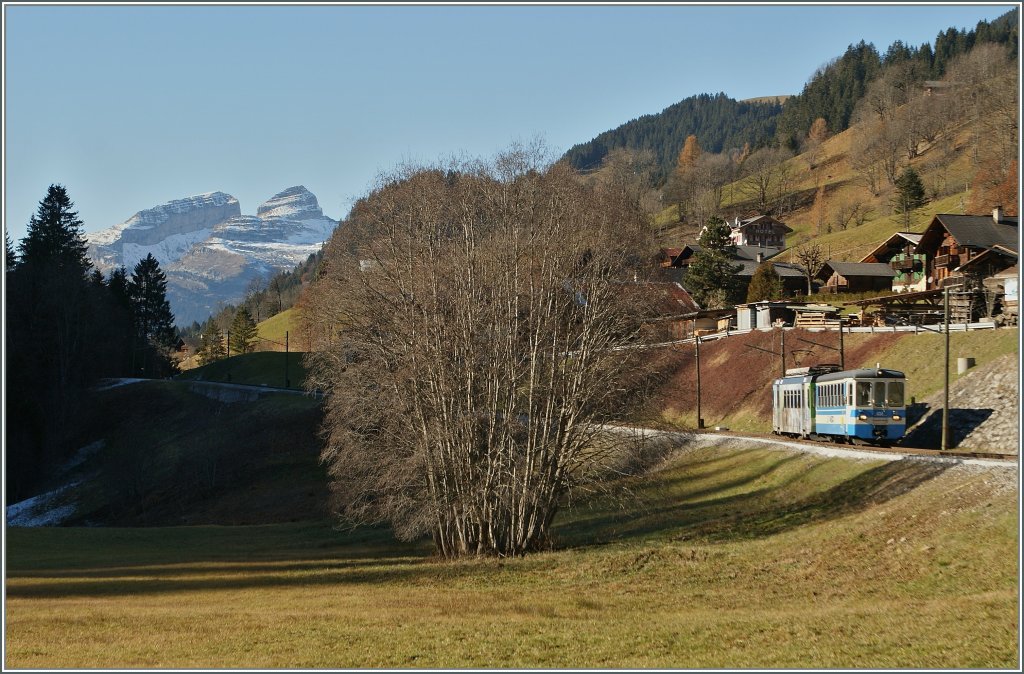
661,243,803,296
727,215,792,248
915,209,1018,290
816,261,897,294
859,232,926,292
621,281,701,341
656,247,683,268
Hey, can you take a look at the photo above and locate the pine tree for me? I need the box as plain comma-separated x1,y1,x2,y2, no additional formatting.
229,307,258,354
746,262,784,302
684,216,742,309
4,227,16,270
198,322,226,365
129,254,176,348
108,266,131,309
18,184,91,275
892,167,927,229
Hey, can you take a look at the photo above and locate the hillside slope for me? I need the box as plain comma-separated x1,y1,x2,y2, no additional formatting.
648,327,1019,452
43,380,329,526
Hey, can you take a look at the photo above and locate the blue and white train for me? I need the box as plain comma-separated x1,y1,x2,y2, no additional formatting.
772,364,907,445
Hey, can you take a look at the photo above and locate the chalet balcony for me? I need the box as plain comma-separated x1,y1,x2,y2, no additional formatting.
890,258,916,272
933,254,959,269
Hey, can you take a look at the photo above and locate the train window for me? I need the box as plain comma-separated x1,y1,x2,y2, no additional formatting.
873,382,886,408
856,382,871,407
847,383,852,406
887,381,904,407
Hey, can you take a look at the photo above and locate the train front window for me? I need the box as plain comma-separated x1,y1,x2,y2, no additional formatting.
873,382,886,407
856,382,871,407
887,381,904,407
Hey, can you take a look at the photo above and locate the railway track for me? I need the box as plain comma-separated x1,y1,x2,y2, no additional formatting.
700,430,1017,464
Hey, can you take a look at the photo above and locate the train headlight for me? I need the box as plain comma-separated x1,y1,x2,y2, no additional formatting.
892,414,901,421
858,414,868,421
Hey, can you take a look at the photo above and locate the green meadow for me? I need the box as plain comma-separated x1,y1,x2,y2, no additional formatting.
6,441,1017,669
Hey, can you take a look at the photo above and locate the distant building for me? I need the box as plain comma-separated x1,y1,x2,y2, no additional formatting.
915,209,1018,289
859,232,925,292
727,215,792,248
816,261,897,294
658,242,804,297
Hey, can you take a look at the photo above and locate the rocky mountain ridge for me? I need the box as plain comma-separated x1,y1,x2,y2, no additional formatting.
87,186,337,324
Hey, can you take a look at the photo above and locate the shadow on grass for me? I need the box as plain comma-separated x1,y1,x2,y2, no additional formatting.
4,559,456,599
555,454,950,548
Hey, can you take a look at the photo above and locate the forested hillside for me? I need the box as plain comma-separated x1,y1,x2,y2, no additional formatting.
775,9,1018,147
564,8,1018,188
562,93,784,185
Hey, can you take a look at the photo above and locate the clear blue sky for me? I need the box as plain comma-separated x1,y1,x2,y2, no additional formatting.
3,2,1016,244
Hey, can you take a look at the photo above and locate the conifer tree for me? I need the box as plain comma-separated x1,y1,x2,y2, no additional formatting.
229,307,258,354
5,227,17,269
198,322,226,365
684,216,742,309
129,254,176,348
892,166,927,230
108,266,131,309
746,262,784,302
18,184,91,275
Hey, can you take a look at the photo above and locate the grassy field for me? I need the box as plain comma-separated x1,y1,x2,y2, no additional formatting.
256,308,296,347
5,440,1017,668
175,351,309,389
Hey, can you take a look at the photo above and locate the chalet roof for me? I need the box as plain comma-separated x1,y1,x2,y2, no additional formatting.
735,260,805,278
921,214,1019,252
660,247,682,260
732,214,794,234
956,245,1018,272
735,245,785,261
672,243,784,265
860,232,923,263
819,261,897,280
618,281,701,316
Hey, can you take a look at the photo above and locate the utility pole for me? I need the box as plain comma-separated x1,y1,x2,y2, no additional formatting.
285,330,290,388
839,318,845,369
780,328,786,377
695,335,703,429
941,286,950,451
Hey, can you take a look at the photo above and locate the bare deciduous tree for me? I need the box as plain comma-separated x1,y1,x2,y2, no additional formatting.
793,242,826,296
304,145,658,557
832,198,873,231
738,146,794,214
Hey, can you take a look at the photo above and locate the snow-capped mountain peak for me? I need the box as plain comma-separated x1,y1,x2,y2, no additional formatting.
86,187,338,324
256,186,325,221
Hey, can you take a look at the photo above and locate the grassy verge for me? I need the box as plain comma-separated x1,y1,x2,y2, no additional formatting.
5,441,1017,669
847,327,1019,401
174,351,309,389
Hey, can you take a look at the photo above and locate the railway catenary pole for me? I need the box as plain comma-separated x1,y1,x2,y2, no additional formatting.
695,335,702,429
780,328,786,377
839,318,845,369
941,286,950,451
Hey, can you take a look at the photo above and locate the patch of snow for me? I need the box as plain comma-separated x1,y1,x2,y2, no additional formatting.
6,482,80,527
87,221,133,246
95,378,148,391
121,227,214,267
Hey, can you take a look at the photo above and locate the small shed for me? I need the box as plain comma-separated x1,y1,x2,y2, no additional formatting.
817,261,896,293
736,301,795,330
